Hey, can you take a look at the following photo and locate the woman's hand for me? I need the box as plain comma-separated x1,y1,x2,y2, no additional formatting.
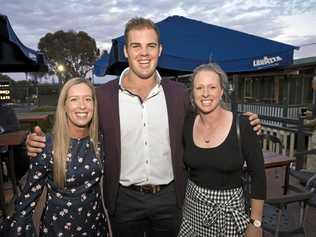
245,223,262,237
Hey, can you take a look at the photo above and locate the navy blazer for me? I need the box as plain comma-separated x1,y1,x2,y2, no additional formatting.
96,78,190,215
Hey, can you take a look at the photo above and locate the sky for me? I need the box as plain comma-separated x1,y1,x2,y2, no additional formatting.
1,0,316,82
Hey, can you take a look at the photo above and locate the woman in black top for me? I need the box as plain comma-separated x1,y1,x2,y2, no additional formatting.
178,63,266,237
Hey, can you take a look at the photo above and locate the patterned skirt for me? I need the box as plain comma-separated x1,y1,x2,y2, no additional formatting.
178,180,250,237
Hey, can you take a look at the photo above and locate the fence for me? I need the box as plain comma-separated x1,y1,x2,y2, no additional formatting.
238,103,306,126
258,115,311,170
8,84,59,106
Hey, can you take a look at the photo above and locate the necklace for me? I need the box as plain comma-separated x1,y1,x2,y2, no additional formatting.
198,116,212,144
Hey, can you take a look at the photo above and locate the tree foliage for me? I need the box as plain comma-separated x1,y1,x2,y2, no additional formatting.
0,73,14,82
38,30,98,83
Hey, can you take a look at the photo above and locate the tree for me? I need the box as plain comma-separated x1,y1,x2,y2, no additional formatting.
38,30,98,84
28,71,50,84
0,73,15,83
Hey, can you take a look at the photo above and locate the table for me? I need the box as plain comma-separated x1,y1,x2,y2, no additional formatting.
263,151,295,169
263,151,295,194
243,151,295,196
17,113,50,133
0,130,27,216
17,113,49,124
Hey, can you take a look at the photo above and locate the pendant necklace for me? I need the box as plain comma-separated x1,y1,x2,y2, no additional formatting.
198,117,211,143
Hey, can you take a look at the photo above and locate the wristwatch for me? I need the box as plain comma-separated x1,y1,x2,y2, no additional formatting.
250,218,262,228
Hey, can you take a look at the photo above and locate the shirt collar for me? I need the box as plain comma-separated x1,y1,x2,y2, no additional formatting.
118,67,162,91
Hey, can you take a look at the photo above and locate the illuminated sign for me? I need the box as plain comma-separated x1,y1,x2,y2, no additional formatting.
0,81,11,103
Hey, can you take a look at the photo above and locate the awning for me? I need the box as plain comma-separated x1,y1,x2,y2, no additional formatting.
99,15,298,76
93,52,109,77
0,14,48,72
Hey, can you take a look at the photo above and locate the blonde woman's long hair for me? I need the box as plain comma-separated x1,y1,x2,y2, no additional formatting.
52,78,99,189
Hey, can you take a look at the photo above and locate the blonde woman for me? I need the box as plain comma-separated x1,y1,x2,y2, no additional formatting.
1,78,109,236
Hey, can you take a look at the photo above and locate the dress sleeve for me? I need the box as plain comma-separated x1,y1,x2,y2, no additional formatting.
0,135,52,236
240,116,266,200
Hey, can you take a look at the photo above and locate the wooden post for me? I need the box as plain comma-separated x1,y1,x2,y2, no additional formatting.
231,74,239,114
282,75,289,118
296,117,305,170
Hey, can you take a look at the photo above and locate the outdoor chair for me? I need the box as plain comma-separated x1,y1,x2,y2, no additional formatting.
290,149,316,210
262,149,316,237
290,149,316,186
262,187,313,237
260,133,284,152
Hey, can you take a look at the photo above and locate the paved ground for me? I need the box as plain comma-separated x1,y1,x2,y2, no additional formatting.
1,166,316,236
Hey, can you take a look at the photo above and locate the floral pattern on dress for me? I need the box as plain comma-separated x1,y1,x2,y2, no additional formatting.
0,135,108,237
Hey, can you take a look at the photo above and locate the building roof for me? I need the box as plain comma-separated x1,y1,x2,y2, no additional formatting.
293,57,316,67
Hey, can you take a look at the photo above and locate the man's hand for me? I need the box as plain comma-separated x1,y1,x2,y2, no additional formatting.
243,112,262,135
302,110,313,119
26,126,46,157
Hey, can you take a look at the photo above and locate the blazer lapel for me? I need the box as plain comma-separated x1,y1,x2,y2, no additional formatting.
161,80,176,159
111,81,121,159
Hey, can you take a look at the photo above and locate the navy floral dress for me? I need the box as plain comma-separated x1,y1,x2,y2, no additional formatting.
0,135,108,236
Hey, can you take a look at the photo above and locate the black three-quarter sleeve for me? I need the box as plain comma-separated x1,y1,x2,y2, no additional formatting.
0,135,51,236
240,116,266,200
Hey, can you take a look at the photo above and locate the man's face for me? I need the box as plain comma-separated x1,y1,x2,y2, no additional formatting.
124,28,162,80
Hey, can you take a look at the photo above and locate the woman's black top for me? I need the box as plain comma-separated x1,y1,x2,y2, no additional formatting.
183,113,266,199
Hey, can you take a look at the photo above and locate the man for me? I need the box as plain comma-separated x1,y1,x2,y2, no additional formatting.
0,103,29,180
26,17,261,237
0,103,20,134
303,75,316,171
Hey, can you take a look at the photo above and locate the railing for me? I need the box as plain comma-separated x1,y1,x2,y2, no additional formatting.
6,84,59,106
258,115,311,170
262,124,297,158
238,103,307,126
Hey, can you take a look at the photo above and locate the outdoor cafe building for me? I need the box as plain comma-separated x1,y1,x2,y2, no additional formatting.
234,56,316,119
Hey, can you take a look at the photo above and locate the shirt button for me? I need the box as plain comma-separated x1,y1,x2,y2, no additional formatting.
145,141,147,145
144,123,146,127
146,160,148,164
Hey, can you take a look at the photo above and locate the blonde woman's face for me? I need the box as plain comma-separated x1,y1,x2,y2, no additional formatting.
193,70,223,114
65,83,94,134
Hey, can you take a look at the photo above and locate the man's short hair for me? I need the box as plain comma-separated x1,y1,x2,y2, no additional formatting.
124,17,160,46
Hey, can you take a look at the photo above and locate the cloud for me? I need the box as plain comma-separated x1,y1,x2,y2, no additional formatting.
2,0,315,48
1,0,316,82
274,13,316,42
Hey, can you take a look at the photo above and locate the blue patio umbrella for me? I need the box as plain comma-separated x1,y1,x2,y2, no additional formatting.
0,14,48,72
97,15,298,76
93,52,109,77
